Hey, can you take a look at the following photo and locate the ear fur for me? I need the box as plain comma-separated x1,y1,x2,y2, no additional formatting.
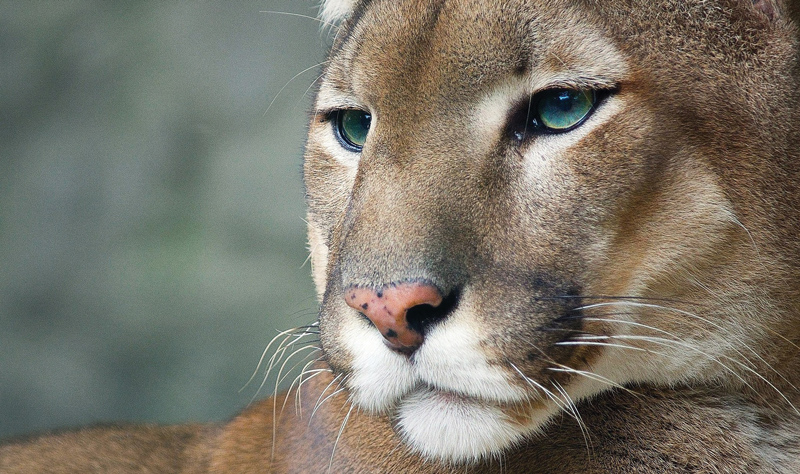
321,1,783,24
752,0,780,21
320,0,357,24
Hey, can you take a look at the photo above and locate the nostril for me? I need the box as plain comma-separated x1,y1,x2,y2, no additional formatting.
344,281,452,354
405,289,459,334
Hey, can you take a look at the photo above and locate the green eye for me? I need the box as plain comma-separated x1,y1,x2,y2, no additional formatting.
335,109,371,151
536,89,596,131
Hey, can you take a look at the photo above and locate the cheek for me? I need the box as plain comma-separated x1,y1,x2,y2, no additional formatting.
521,96,640,212
303,134,361,296
307,219,329,301
303,123,360,210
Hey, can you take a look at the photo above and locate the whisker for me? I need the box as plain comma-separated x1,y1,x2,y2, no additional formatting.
540,294,695,306
328,403,355,473
509,363,572,417
293,363,329,416
311,374,346,422
581,304,800,400
546,366,640,397
268,346,323,459
536,325,587,334
608,333,757,387
565,335,608,341
263,60,331,118
255,332,319,399
242,325,317,392
276,346,322,416
553,380,592,456
377,438,407,471
610,334,800,415
311,385,349,422
276,346,321,388
557,315,793,409
556,340,656,353
259,10,339,29
292,72,327,112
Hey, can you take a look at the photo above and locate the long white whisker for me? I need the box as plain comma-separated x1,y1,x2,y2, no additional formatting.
556,340,657,353
328,403,355,473
311,374,347,422
583,309,800,411
583,302,792,376
509,363,572,416
312,385,349,422
293,72,327,112
293,362,327,416
263,61,330,118
547,366,639,397
275,345,322,395
259,10,338,29
276,346,322,416
259,324,320,388
377,439,407,471
312,373,342,414
296,365,329,395
578,301,779,371
242,325,315,392
269,348,321,458
610,334,800,415
553,380,592,456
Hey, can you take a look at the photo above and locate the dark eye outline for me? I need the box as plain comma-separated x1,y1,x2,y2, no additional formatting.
330,109,372,152
508,88,612,142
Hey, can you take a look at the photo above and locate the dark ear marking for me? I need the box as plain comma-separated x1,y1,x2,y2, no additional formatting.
752,0,780,21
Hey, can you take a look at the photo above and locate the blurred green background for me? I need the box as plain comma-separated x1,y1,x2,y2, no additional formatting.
0,1,326,438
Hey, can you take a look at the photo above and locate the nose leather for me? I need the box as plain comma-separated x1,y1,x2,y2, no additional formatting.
346,282,443,353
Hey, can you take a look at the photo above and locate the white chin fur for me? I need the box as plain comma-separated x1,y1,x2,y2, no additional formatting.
340,299,545,461
342,318,416,412
319,0,356,24
343,308,527,413
397,389,531,463
413,321,527,402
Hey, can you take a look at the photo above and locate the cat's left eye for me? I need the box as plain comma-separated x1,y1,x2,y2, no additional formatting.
536,89,595,131
333,109,371,151
509,88,604,141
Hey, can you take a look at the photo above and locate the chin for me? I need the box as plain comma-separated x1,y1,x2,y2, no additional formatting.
394,388,543,464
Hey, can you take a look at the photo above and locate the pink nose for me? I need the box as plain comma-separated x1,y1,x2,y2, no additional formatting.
346,282,443,354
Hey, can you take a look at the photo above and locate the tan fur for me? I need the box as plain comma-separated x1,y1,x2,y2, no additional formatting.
4,0,800,472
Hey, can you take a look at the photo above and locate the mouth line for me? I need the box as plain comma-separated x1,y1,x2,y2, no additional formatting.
423,384,471,400
388,384,548,430
410,383,516,407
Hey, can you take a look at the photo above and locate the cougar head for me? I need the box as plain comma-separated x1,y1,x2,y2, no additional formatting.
304,0,800,463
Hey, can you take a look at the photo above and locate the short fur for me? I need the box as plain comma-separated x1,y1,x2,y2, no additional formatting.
3,0,800,472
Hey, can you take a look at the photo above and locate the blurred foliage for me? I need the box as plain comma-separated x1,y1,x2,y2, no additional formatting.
0,1,327,438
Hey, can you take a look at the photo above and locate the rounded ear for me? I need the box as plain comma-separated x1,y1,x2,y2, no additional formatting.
752,0,780,21
320,0,357,24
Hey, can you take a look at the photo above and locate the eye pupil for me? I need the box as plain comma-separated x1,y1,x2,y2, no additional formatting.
336,109,371,150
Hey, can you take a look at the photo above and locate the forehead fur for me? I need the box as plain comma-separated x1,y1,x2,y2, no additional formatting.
320,0,357,23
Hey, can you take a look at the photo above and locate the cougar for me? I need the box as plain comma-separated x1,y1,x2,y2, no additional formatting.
4,0,800,472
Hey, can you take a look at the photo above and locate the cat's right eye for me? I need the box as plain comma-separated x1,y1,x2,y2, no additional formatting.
333,109,372,152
